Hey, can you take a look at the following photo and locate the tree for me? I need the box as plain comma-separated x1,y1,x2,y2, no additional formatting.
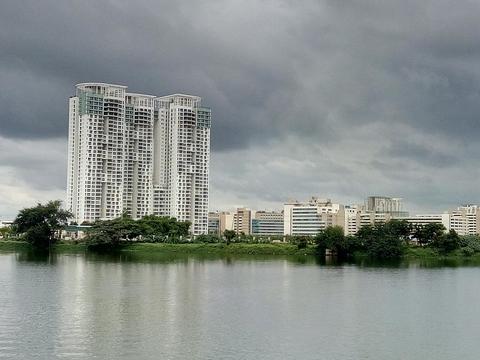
137,215,190,239
86,217,141,249
315,226,347,257
224,230,236,245
85,215,192,249
413,223,445,246
0,227,12,238
433,229,460,254
356,221,405,259
13,200,71,248
384,220,411,241
293,236,309,249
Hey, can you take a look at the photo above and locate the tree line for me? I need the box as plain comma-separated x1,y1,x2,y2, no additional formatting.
315,220,462,259
7,201,480,259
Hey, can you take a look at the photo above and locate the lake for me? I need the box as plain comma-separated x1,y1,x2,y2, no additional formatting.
1,250,479,359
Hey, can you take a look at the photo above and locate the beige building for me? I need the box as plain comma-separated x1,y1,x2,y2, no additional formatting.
234,208,252,235
219,211,234,234
449,205,480,235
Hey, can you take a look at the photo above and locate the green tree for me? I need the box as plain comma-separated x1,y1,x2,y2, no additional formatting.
224,230,236,245
356,221,406,259
85,215,192,249
433,229,460,254
294,236,309,250
0,227,12,238
414,223,445,246
384,220,411,241
315,226,347,257
85,217,142,249
13,200,71,248
137,215,190,239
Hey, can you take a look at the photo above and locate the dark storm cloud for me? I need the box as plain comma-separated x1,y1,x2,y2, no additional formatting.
385,140,458,168
3,0,480,148
1,0,480,215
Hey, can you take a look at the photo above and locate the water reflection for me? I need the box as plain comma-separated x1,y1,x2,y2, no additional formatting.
6,248,480,269
1,249,480,360
15,248,58,264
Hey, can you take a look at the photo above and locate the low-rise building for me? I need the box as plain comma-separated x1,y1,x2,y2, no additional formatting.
284,197,345,236
399,213,451,230
252,211,284,236
0,220,14,228
61,225,91,240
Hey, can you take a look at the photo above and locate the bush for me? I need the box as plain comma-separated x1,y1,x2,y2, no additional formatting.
296,237,308,249
432,230,460,254
459,235,480,253
462,246,475,257
315,226,348,257
194,234,221,243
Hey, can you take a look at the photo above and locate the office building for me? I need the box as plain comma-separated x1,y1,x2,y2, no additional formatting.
449,205,480,236
283,197,345,236
208,212,220,235
366,196,408,217
252,211,284,236
234,208,252,235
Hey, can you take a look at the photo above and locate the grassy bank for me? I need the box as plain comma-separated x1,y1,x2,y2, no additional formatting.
404,246,480,260
3,240,480,260
0,240,87,252
0,240,315,256
0,240,31,251
122,243,316,256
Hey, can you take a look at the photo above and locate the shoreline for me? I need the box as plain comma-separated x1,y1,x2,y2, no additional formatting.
2,240,480,260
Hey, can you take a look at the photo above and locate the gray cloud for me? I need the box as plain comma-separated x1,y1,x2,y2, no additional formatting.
1,0,480,216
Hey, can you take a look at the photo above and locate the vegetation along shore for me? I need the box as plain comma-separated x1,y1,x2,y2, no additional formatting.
3,201,480,260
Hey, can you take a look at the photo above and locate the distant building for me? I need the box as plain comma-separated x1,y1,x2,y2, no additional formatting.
61,225,91,240
283,197,345,236
252,211,284,236
234,208,252,235
0,220,13,228
449,205,480,235
219,212,234,235
399,213,450,231
208,212,220,235
366,196,408,217
342,196,409,235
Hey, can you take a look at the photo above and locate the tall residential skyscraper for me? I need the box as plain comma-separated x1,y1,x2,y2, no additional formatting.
67,83,211,234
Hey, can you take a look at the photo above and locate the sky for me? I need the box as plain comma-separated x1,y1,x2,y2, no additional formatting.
1,0,480,218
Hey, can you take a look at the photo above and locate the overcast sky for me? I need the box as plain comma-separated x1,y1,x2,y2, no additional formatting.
1,0,480,218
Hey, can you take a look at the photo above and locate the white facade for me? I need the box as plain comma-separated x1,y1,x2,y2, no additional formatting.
284,197,344,236
449,205,480,236
67,84,211,235
400,214,451,231
343,205,362,236
0,220,14,228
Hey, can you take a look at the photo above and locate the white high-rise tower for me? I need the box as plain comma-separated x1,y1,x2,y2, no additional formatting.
67,83,211,235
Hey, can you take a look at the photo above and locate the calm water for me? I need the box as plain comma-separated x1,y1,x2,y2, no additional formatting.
1,251,480,359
